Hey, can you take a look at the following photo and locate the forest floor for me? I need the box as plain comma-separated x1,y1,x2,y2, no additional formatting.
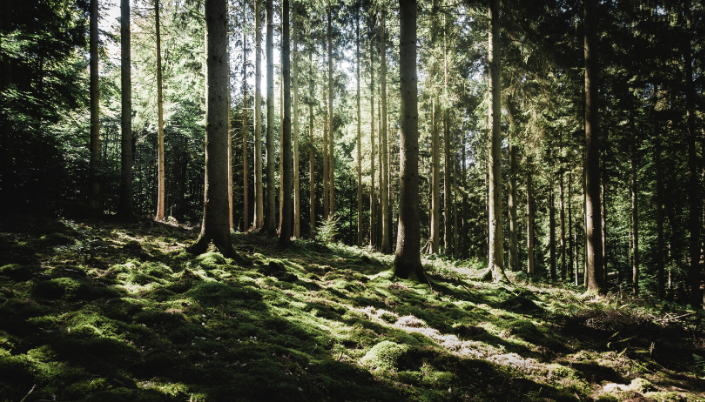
0,214,704,402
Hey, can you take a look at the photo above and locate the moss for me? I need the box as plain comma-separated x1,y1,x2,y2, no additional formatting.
628,378,655,393
360,341,409,372
38,233,74,247
33,277,102,301
192,252,226,270
0,264,32,281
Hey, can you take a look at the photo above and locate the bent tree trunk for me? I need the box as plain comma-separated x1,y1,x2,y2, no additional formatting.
188,0,240,260
394,0,423,280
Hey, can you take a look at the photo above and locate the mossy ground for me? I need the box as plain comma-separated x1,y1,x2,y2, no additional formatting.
0,214,704,401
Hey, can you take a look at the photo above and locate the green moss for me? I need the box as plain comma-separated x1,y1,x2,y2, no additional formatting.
360,341,409,372
0,264,32,281
192,252,226,270
33,277,102,301
38,233,74,246
629,378,655,393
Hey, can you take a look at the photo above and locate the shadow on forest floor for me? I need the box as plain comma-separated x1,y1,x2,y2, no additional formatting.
0,213,703,401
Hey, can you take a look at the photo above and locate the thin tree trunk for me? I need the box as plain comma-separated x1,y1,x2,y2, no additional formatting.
309,42,316,239
508,106,518,270
685,0,701,307
369,27,376,249
264,0,276,235
462,133,467,259
380,6,390,253
655,95,665,299
568,172,574,283
394,0,423,280
584,0,603,293
279,0,292,246
550,183,556,281
155,0,166,221
323,40,329,221
488,0,507,282
188,0,240,260
631,142,639,295
228,88,234,230
601,150,608,285
560,171,566,280
328,2,335,228
119,0,134,220
293,5,300,238
254,0,264,228
430,0,440,255
279,74,284,233
243,19,249,230
89,0,101,214
356,9,362,247
526,164,535,274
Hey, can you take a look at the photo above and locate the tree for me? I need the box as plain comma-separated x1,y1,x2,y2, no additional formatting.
242,12,249,230
356,6,363,247
380,3,390,253
430,0,440,255
263,0,276,235
327,1,335,231
155,0,166,221
118,0,135,220
369,19,376,249
254,0,264,229
188,0,241,260
88,0,100,215
293,4,300,238
487,0,507,282
584,0,604,294
394,0,423,280
279,0,292,246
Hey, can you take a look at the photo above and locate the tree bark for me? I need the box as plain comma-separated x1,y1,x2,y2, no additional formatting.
560,170,566,279
155,0,166,221
394,0,423,280
118,0,135,220
584,0,603,293
293,5,300,238
526,164,535,275
328,2,335,229
309,42,316,239
356,9,363,247
550,183,556,281
263,0,276,235
279,0,292,246
89,0,101,215
430,0,440,255
380,6,390,253
568,172,574,284
508,104,518,271
188,0,240,260
685,0,701,308
631,138,639,296
655,96,665,299
323,39,329,221
488,0,507,282
243,17,249,230
369,26,376,249
254,0,264,229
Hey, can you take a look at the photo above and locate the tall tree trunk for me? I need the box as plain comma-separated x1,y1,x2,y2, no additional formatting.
89,0,101,214
527,164,535,275
568,171,574,283
380,6,390,253
119,0,135,220
508,105,518,271
631,140,639,295
550,183,556,281
188,0,240,260
560,171,566,280
462,133,467,259
685,0,701,308
254,0,264,228
356,10,363,247
394,0,423,280
243,19,249,230
279,74,284,233
323,40,329,221
369,28,376,249
155,0,165,221
488,0,507,282
584,0,604,293
264,0,276,235
601,150,608,285
328,2,335,228
443,114,452,255
655,96,665,299
430,0,440,255
228,88,234,230
309,43,316,239
293,5,300,238
279,0,292,246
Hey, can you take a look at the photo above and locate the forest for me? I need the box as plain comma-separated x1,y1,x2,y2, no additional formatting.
1,0,705,400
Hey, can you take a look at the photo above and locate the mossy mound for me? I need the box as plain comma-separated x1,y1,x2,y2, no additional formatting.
0,264,32,281
500,295,542,312
38,233,74,246
360,341,410,372
33,277,104,301
192,252,226,270
185,282,261,305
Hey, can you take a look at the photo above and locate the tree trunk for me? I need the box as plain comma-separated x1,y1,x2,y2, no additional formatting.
685,0,701,308
462,132,467,259
394,0,423,280
655,96,665,299
380,6,390,253
328,2,335,229
89,0,101,215
488,0,507,282
526,164,535,275
508,107,518,271
293,5,300,238
119,0,135,220
188,0,240,260
430,0,440,255
243,20,249,230
309,42,316,239
228,88,234,230
560,171,566,280
601,150,608,285
264,0,276,235
356,10,363,247
584,0,603,293
550,184,556,281
279,0,292,246
155,0,166,221
323,40,329,221
279,74,284,233
369,28,376,249
568,172,574,283
631,141,639,296
254,0,264,229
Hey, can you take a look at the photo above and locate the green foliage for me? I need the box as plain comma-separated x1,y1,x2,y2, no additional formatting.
316,216,338,243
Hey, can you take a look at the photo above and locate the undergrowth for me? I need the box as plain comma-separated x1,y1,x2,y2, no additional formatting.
0,214,703,401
